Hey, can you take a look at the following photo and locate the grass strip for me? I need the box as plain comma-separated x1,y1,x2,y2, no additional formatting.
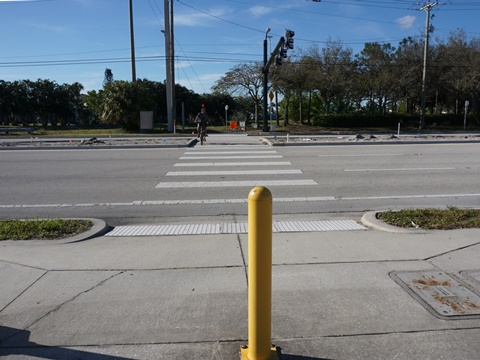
378,208,480,230
0,219,93,240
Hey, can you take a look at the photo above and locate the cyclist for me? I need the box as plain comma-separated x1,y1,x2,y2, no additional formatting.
195,107,209,141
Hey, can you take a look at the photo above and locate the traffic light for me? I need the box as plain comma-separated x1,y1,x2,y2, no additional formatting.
275,54,282,66
285,29,295,50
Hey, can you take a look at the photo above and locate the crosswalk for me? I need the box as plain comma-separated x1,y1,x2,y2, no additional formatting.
156,144,318,190
106,144,367,236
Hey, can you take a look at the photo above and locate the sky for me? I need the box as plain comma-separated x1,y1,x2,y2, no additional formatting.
1,0,479,95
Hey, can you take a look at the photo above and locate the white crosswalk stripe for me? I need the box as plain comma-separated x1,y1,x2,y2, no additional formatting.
174,161,292,167
155,179,318,188
166,169,302,176
180,155,283,159
155,145,318,194
183,151,278,155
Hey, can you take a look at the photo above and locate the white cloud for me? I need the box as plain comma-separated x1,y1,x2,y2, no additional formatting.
175,12,211,27
21,21,70,33
395,15,416,29
249,5,273,17
175,7,232,27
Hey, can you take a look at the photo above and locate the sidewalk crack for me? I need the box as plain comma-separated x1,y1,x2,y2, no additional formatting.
424,241,480,261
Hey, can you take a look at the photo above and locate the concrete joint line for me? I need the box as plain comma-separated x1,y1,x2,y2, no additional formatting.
0,271,48,315
0,271,124,345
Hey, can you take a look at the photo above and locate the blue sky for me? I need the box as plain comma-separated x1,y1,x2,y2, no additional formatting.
1,0,479,95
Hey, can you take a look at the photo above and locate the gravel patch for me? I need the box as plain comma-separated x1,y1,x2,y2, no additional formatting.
265,134,480,145
0,137,194,148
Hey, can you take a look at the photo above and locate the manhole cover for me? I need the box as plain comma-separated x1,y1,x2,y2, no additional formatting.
391,270,480,319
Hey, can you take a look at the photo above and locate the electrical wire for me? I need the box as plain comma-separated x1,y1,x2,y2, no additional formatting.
148,0,206,92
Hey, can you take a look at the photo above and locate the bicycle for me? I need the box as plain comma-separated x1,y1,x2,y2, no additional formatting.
198,124,206,145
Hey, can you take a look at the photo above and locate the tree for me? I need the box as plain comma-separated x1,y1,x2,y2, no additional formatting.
83,90,104,124
355,42,397,114
437,30,480,117
199,92,235,125
393,36,424,115
270,61,297,125
103,68,114,86
212,62,263,124
102,80,156,131
303,39,354,116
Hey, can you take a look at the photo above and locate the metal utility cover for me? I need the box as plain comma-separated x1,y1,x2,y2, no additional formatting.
461,270,480,287
391,270,480,320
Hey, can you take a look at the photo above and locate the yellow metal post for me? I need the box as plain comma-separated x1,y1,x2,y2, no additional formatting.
241,186,278,360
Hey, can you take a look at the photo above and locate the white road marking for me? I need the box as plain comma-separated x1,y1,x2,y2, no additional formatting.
180,155,283,159
2,193,479,209
189,146,265,150
344,167,455,172
165,169,302,176
318,154,404,157
155,179,318,188
341,193,479,200
184,151,278,155
174,161,292,167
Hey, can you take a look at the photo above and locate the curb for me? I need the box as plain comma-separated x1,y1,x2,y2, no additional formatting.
360,211,429,234
0,144,194,151
268,139,480,147
2,218,109,244
0,138,198,151
260,138,273,146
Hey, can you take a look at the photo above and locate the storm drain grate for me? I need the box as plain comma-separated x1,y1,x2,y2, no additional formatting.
106,220,365,237
391,270,480,320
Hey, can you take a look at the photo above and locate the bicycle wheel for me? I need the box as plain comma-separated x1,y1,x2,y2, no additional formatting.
200,127,204,145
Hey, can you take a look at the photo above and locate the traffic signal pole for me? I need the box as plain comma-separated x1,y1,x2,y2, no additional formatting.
262,36,286,132
262,38,269,132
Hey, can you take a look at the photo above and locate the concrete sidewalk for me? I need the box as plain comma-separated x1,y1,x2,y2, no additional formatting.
1,213,480,359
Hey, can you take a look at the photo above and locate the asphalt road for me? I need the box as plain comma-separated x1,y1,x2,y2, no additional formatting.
1,138,479,226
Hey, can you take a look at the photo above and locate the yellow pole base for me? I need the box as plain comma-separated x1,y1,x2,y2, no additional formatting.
240,345,279,360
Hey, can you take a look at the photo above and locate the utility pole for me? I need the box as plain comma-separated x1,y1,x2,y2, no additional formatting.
164,0,175,132
128,0,136,82
419,1,438,130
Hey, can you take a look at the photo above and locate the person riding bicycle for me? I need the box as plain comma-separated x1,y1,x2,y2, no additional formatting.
195,107,209,141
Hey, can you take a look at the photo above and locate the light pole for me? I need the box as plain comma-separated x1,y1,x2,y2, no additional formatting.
262,28,271,132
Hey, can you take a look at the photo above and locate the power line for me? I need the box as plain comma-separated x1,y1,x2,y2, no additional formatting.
146,0,207,94
226,0,412,25
177,0,266,34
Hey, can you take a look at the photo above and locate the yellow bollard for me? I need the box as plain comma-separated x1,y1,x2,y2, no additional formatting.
241,186,278,360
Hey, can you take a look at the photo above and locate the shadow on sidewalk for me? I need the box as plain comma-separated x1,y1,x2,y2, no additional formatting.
0,326,132,360
279,347,330,360
282,356,330,360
